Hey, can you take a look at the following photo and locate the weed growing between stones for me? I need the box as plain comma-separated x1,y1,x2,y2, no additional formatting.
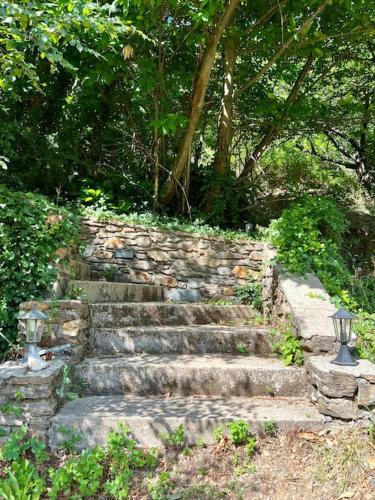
272,325,304,366
263,420,278,437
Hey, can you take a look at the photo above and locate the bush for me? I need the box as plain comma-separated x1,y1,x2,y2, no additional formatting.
0,186,79,357
267,196,349,296
268,195,375,362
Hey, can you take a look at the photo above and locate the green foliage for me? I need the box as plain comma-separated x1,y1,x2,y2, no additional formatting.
213,426,224,443
56,425,82,452
263,420,278,437
147,471,174,500
354,312,375,364
273,329,304,367
235,278,263,311
0,186,79,357
267,196,349,296
235,343,249,355
49,447,105,499
159,424,185,449
0,459,45,500
195,437,206,449
227,420,253,446
103,265,117,282
0,403,22,417
82,207,255,241
0,426,48,464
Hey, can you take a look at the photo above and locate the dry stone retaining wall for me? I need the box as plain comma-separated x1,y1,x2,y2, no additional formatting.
81,217,267,299
307,356,375,420
0,354,81,444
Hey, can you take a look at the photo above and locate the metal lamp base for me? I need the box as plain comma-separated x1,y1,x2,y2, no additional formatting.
331,344,358,367
23,343,50,372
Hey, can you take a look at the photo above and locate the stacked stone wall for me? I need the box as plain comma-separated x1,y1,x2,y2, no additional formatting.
81,218,267,299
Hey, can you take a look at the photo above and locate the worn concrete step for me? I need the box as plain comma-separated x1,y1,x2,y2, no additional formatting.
92,325,276,355
71,280,165,303
90,302,255,328
49,395,325,450
74,354,307,397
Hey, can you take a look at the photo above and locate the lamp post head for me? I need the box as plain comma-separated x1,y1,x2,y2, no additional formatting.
330,307,358,366
18,307,50,371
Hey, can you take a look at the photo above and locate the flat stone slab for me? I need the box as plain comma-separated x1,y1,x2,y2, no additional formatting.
307,356,375,384
278,271,336,350
0,359,65,385
71,280,164,303
92,325,275,355
90,302,255,328
74,354,307,397
49,395,325,449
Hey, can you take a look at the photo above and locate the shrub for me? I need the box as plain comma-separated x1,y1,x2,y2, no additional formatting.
267,196,349,296
0,186,79,357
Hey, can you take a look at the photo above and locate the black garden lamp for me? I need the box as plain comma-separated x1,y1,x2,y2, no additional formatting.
330,307,358,366
18,308,50,372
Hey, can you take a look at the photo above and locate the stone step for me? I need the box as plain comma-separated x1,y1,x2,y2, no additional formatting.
91,325,276,355
90,302,255,328
48,395,325,450
71,280,165,303
74,354,307,397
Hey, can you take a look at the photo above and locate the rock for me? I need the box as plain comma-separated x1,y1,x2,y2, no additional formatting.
147,250,170,262
358,379,375,407
114,249,135,259
316,393,358,420
233,265,249,279
128,270,152,284
135,236,151,247
249,251,264,261
307,357,358,398
164,289,202,302
132,260,156,271
104,237,126,250
217,267,232,276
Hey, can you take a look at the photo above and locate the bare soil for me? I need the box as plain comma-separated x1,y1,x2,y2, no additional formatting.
129,426,375,500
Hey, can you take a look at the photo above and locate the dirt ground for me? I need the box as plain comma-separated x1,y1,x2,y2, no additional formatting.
129,425,375,500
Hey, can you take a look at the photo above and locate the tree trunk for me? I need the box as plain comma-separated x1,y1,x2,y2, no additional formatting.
239,53,314,180
159,0,240,205
204,31,238,212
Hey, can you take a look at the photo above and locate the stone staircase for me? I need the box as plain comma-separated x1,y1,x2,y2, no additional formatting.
49,280,325,449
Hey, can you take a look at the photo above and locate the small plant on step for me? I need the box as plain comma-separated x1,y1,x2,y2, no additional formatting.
236,343,248,355
103,265,117,281
273,328,304,366
235,277,263,311
265,385,275,397
195,437,206,449
263,420,278,437
159,424,185,449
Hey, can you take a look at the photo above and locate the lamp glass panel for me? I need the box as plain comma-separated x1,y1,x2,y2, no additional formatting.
25,319,42,342
333,318,340,341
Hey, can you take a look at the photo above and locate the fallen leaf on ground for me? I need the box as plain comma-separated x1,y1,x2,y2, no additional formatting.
297,431,318,441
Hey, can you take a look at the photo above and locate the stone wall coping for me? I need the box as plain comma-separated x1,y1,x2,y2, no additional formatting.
20,300,86,310
82,216,264,245
307,355,375,381
276,267,336,343
0,359,65,384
